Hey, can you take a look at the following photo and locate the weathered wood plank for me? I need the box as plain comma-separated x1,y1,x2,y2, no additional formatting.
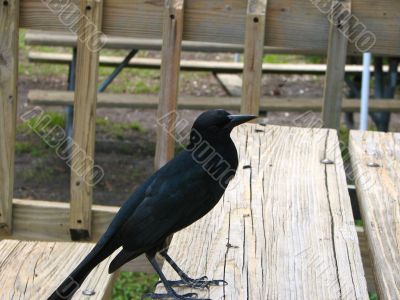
349,130,400,300
0,199,155,273
322,0,350,129
28,89,400,112
241,0,267,115
214,74,242,96
0,240,117,299
23,30,333,55
19,0,400,56
69,0,103,239
6,199,117,242
155,0,184,169
30,51,400,75
0,0,19,235
0,199,374,279
30,51,399,75
156,124,368,299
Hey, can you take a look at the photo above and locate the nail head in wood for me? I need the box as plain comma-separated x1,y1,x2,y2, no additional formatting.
367,162,380,168
82,289,96,296
321,158,334,164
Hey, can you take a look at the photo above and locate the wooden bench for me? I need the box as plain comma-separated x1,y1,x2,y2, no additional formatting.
29,51,400,76
27,89,400,113
24,30,314,54
0,239,117,299
156,124,370,299
349,131,400,299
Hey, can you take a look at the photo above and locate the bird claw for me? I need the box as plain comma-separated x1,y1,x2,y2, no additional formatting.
154,277,227,289
142,292,208,300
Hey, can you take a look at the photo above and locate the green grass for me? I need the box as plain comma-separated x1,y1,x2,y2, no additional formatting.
18,30,70,77
15,141,45,157
112,272,158,300
16,113,145,156
19,29,161,94
369,293,378,300
354,219,364,227
18,111,66,135
96,117,144,140
263,54,326,64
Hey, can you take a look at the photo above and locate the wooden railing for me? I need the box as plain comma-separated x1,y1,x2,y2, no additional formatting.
0,0,399,241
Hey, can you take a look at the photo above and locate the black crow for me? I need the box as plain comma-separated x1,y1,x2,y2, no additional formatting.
48,109,256,300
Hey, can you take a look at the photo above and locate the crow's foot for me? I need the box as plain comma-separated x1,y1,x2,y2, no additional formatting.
155,276,227,289
142,291,210,300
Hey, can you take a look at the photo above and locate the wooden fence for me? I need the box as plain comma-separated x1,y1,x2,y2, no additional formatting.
0,0,399,242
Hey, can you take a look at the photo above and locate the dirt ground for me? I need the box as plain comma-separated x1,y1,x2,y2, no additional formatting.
13,51,400,206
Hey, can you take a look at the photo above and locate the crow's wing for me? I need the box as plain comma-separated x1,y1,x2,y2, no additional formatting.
117,153,220,251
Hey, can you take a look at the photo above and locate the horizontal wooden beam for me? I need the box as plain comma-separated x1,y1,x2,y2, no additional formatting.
28,90,400,112
30,51,399,75
0,199,154,273
24,30,322,55
5,199,116,241
20,1,400,56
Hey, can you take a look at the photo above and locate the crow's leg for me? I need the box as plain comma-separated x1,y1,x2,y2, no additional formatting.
154,250,227,289
142,253,210,300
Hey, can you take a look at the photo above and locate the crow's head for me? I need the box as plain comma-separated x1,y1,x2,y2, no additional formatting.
191,109,256,142
193,109,256,131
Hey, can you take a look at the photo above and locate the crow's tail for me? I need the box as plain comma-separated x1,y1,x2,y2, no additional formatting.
47,241,117,300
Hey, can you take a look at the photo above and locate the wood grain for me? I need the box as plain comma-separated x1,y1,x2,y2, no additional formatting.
155,0,184,169
29,51,400,75
19,0,400,56
156,124,368,299
349,130,400,300
0,200,376,281
69,0,103,239
0,199,156,273
23,30,344,55
241,0,267,115
322,0,350,129
28,89,400,112
0,0,19,235
0,239,117,299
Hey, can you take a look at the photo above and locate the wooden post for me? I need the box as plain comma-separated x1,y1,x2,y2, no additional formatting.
154,0,184,169
322,0,351,129
0,0,19,235
240,0,267,115
69,0,103,240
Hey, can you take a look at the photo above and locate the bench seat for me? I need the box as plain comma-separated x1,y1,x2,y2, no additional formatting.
156,124,369,299
24,30,314,55
0,239,117,299
349,131,400,300
27,89,400,113
28,52,399,76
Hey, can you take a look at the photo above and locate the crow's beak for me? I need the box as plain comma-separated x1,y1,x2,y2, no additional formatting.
228,114,257,127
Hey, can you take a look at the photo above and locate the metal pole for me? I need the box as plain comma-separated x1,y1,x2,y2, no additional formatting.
234,53,241,63
359,52,371,131
98,49,138,92
66,47,77,156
